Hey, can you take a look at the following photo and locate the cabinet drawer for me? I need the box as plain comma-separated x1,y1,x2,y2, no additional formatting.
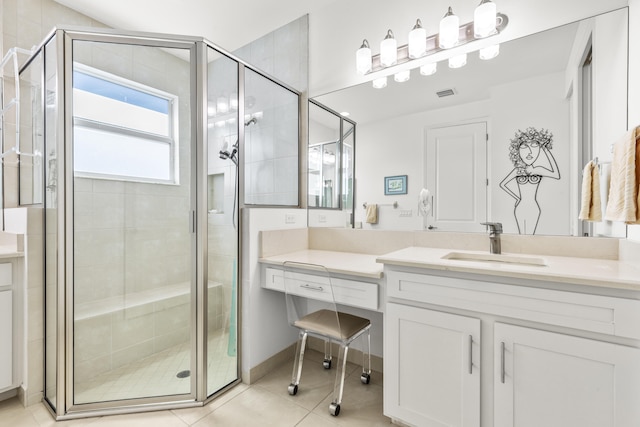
264,267,378,310
387,269,640,339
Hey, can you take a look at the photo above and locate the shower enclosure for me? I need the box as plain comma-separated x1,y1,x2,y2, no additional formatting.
17,27,299,418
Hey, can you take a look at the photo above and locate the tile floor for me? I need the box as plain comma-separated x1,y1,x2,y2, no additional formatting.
0,349,392,426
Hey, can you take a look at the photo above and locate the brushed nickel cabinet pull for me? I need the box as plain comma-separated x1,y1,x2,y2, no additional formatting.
468,335,473,374
500,341,506,384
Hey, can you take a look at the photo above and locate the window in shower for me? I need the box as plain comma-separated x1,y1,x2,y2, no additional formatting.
72,64,178,183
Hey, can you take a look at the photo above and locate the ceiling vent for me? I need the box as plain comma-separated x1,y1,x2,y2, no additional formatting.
436,88,456,97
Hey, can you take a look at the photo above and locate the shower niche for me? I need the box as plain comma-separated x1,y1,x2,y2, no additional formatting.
18,27,299,419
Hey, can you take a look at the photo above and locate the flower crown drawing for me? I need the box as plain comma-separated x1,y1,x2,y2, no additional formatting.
508,127,554,172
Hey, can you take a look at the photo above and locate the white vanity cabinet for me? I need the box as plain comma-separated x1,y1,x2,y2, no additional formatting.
494,323,640,427
384,267,640,427
385,303,480,427
0,260,13,390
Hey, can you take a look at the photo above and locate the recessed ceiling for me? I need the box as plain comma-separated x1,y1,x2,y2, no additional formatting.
54,0,338,53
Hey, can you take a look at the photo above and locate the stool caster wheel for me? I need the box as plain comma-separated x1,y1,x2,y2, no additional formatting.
360,372,371,384
287,383,298,395
323,359,332,369
329,402,340,416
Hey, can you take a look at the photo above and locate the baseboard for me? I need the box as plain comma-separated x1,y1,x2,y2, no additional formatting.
244,337,383,385
244,343,296,384
306,336,384,373
0,388,17,403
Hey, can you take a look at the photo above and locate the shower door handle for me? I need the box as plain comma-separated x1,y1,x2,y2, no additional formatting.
190,210,196,233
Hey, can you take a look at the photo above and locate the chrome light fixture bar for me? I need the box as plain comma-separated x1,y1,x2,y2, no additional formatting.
360,13,508,76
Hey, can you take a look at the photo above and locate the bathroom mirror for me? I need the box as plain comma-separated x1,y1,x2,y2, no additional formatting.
312,8,628,237
307,99,355,228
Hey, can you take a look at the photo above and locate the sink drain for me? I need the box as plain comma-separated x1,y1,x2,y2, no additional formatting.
176,370,191,378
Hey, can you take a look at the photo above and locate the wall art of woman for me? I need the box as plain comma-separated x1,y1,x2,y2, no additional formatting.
499,127,560,235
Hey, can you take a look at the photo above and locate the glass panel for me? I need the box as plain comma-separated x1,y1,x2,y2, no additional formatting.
205,46,238,397
19,50,44,205
44,36,58,410
244,68,299,205
342,120,355,213
308,102,340,208
72,40,193,404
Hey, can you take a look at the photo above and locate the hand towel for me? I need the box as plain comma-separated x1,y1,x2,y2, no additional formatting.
578,160,602,221
604,127,640,224
365,204,378,224
418,188,432,217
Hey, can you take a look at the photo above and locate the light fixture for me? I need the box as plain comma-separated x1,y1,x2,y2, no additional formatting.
356,3,508,86
474,0,497,38
340,111,350,117
439,7,459,49
380,30,397,67
408,19,427,59
479,44,500,59
216,96,229,114
372,76,387,89
356,39,372,74
448,53,467,68
207,102,216,117
394,69,411,83
420,62,437,76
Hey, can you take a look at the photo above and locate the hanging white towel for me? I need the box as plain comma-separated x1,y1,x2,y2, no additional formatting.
418,188,432,217
604,127,640,224
365,204,378,224
578,160,602,221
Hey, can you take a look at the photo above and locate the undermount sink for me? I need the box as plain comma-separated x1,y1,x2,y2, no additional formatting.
441,251,547,267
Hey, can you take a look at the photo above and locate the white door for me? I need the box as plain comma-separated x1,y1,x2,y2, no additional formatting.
384,303,480,427
425,123,487,231
494,323,640,427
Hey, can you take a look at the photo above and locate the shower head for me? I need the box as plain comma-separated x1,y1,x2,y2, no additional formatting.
245,117,257,127
219,140,238,165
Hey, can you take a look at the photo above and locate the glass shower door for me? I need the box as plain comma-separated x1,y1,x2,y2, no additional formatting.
70,38,195,404
205,46,239,397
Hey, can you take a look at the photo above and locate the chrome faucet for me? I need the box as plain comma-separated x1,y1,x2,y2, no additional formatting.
481,222,503,254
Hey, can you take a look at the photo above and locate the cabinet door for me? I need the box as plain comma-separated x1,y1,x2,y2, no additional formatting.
494,323,640,427
0,290,12,389
385,303,480,427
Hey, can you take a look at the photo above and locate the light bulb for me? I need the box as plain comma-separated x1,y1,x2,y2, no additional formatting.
380,30,397,67
474,0,497,38
408,19,427,59
356,39,372,74
479,44,500,59
420,62,437,76
216,96,229,114
439,7,459,49
394,69,411,83
448,53,467,68
372,76,387,89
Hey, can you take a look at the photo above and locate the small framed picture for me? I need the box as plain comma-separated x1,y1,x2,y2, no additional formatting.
384,175,407,195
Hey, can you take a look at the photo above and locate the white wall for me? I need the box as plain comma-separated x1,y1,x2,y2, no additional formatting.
241,208,306,379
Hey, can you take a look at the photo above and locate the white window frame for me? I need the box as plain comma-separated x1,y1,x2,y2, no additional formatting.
72,63,179,184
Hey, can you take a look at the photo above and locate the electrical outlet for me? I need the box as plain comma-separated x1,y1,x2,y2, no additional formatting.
400,210,413,217
285,213,296,224
318,214,327,223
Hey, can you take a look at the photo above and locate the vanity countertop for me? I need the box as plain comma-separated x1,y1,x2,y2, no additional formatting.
259,249,383,279
377,247,640,291
0,247,23,259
